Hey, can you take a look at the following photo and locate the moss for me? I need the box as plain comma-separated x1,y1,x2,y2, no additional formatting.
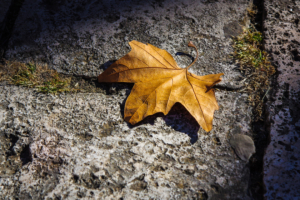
232,25,275,121
0,60,78,94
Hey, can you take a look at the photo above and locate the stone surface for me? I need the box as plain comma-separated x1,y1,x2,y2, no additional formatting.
5,0,249,89
230,134,255,162
0,86,252,199
0,0,11,25
263,0,300,199
0,0,258,199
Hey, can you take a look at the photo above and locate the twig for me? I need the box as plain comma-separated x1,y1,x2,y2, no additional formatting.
261,87,270,100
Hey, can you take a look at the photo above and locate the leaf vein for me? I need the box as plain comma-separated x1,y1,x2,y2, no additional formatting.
108,66,182,77
131,42,173,69
165,78,173,113
186,77,208,129
150,46,178,69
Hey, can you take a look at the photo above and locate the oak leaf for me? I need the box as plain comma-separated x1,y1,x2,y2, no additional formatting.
98,40,223,132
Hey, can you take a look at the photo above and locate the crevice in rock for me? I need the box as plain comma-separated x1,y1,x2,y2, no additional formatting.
6,133,19,156
0,0,25,59
247,0,276,199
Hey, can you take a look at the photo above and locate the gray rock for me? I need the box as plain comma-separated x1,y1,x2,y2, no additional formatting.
263,0,300,199
230,134,255,162
0,0,258,199
0,86,253,200
5,0,249,89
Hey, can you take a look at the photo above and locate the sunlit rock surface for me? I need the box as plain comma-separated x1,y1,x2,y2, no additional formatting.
263,0,300,199
0,0,257,199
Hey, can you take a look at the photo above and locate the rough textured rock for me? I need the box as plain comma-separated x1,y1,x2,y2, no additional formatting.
263,0,300,199
0,0,258,199
5,0,249,90
230,134,255,162
0,86,252,199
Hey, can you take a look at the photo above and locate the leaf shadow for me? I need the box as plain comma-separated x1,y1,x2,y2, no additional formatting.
91,60,134,94
120,97,199,144
100,60,117,71
163,103,199,144
175,52,194,63
98,60,199,144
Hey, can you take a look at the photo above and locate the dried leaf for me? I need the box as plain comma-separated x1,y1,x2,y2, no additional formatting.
98,40,223,132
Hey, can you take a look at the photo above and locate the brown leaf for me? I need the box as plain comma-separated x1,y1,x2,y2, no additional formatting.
98,40,223,132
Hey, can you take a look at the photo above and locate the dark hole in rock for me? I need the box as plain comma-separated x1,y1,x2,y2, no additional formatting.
291,50,300,61
291,39,300,45
278,141,293,151
77,191,85,198
20,144,32,165
198,189,208,200
137,173,145,181
280,48,286,54
211,184,219,192
184,168,195,175
54,195,61,200
283,90,289,99
276,104,283,110
290,155,297,160
287,62,294,67
79,132,93,141
215,137,221,145
275,13,280,18
7,134,19,156
73,174,79,183
284,32,289,37
153,165,168,171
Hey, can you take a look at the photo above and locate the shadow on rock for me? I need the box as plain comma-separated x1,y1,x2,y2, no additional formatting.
120,101,199,144
175,52,194,63
84,60,134,94
99,58,199,144
164,103,199,144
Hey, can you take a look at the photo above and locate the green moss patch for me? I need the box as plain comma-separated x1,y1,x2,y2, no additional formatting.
233,26,275,120
0,61,77,94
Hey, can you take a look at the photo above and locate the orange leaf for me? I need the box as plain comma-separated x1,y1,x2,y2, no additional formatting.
98,40,223,132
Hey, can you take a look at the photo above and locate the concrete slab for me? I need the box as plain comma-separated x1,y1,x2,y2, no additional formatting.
5,0,249,89
0,0,258,199
0,86,253,199
263,0,300,199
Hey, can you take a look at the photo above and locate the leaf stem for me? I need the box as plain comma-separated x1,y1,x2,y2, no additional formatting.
186,41,199,70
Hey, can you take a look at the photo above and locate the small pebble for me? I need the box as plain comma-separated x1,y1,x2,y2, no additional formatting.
230,134,255,162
